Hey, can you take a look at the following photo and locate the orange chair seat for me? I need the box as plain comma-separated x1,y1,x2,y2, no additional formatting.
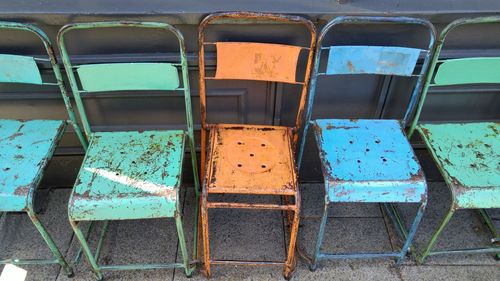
205,124,297,195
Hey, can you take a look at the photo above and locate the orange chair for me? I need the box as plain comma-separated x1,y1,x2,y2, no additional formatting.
197,12,316,279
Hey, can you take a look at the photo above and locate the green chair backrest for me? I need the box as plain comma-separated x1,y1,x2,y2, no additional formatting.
409,16,500,136
0,54,43,84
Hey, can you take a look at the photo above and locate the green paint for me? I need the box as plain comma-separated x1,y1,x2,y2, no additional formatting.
0,54,42,84
434,57,500,86
77,63,180,92
417,122,499,208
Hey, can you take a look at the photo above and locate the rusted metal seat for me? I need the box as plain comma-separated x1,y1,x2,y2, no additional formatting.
296,16,436,270
0,22,85,276
408,16,500,262
198,12,316,280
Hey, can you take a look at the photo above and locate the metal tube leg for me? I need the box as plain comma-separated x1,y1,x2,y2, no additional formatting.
311,200,328,272
283,196,300,280
418,205,455,264
396,201,426,266
70,220,103,280
26,210,74,277
201,193,211,277
175,211,194,277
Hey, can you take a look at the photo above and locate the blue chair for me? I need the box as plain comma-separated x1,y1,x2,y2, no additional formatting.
297,16,436,270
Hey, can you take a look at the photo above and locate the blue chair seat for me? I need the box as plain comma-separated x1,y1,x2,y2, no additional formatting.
312,119,426,203
417,122,499,208
68,130,185,221
0,119,66,212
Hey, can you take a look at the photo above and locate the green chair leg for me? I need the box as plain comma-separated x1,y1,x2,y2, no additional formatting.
70,220,103,280
175,212,194,277
26,209,74,277
418,205,455,264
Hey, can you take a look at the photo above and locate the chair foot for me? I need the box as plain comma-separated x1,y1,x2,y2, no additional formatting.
495,254,500,261
66,269,75,278
309,263,318,272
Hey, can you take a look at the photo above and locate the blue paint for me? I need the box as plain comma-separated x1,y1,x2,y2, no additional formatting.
0,54,42,84
326,46,421,76
313,119,426,203
0,119,65,211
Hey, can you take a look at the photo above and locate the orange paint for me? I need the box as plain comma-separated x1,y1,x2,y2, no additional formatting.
215,42,302,83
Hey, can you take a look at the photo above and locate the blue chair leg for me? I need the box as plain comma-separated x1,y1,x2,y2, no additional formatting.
310,199,329,271
395,200,427,266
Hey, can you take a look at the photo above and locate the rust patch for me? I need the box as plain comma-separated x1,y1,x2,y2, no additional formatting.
14,185,30,196
347,60,355,72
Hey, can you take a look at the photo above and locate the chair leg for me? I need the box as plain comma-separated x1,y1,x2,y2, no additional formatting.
395,200,426,266
175,211,194,277
283,195,293,225
283,196,300,280
70,220,103,280
26,209,74,277
310,201,328,272
417,205,455,264
200,193,211,278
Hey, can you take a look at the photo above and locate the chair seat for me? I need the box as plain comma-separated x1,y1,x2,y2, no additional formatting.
68,130,185,221
417,122,499,208
205,124,297,195
312,119,426,203
0,119,66,212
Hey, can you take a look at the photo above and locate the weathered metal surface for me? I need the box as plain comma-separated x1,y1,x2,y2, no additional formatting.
0,119,65,212
214,42,302,83
68,130,184,221
326,46,421,76
417,122,499,208
433,57,500,86
77,63,180,92
0,54,43,84
205,124,297,195
198,12,315,279
313,119,426,203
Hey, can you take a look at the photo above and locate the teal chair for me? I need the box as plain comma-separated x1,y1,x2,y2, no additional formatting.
0,21,86,276
58,22,199,280
408,16,500,262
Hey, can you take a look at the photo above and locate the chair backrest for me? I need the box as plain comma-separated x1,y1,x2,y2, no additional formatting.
198,12,316,147
0,21,87,149
409,16,500,136
57,21,195,145
297,16,436,168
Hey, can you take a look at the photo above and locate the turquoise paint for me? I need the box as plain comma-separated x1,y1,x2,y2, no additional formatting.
0,54,42,84
326,46,421,76
313,119,426,203
68,130,185,221
77,63,180,92
433,57,500,86
417,122,499,208
0,119,66,212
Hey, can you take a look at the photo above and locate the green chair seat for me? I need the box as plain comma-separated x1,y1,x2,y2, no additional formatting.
68,130,185,221
0,119,66,212
417,122,499,208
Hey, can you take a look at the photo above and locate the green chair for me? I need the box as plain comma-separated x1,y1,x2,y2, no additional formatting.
57,22,199,280
408,16,500,262
0,21,86,276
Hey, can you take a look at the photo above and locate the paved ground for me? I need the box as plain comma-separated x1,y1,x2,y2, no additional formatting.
1,183,498,281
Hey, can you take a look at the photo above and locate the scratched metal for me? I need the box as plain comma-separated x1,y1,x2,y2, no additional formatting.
313,119,426,203
417,122,499,208
326,46,421,76
205,124,297,195
0,119,66,212
0,54,43,84
77,63,180,92
433,57,500,86
68,130,185,221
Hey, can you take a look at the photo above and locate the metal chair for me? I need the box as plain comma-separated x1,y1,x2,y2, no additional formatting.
57,21,199,280
296,16,436,270
0,21,86,276
198,12,316,279
408,16,500,263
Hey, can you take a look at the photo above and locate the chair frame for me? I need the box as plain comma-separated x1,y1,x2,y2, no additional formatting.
408,16,500,263
296,16,437,270
197,12,316,279
0,21,86,276
57,21,200,280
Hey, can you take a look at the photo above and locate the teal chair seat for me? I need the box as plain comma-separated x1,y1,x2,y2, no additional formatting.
0,119,66,212
417,122,499,209
313,119,426,203
68,130,185,221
